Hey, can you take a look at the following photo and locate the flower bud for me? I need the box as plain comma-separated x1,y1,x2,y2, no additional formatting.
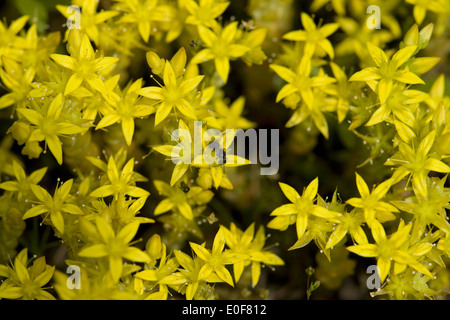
418,23,434,49
436,132,450,154
8,121,31,145
197,168,213,190
21,140,42,159
146,51,165,75
433,102,446,129
170,47,187,77
146,234,162,260
403,24,419,47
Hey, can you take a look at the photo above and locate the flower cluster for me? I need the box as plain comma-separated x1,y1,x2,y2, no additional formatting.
268,5,450,298
0,0,449,300
0,0,279,300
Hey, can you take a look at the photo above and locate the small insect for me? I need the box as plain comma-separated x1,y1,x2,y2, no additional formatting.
189,40,197,47
180,181,190,193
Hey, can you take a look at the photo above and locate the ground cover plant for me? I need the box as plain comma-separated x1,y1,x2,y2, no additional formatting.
0,0,450,300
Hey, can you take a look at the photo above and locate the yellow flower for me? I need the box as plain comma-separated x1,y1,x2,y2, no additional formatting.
114,0,171,43
270,56,336,110
57,1,119,45
437,233,450,257
134,236,184,300
0,160,47,201
0,249,55,300
89,155,150,200
325,208,368,250
189,227,244,286
96,78,155,145
425,74,450,111
347,220,433,282
22,178,84,234
153,120,249,188
53,265,135,300
207,96,256,130
0,15,29,67
79,216,151,282
50,32,119,97
334,16,394,60
191,22,249,83
110,195,155,225
349,42,424,104
153,180,213,220
393,176,450,235
222,223,284,287
184,0,229,28
137,48,204,126
329,62,351,123
346,173,398,227
172,249,221,300
405,0,447,25
269,178,340,243
0,57,35,110
282,12,339,59
371,271,436,300
365,83,428,126
17,93,86,165
385,130,450,198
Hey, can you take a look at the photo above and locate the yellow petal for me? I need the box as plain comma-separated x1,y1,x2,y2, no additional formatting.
93,57,119,71
46,135,63,165
154,102,172,126
79,34,95,61
64,73,83,96
367,42,388,67
197,25,217,47
300,12,316,31
425,158,450,173
109,256,123,282
186,282,199,300
391,46,417,69
22,205,48,220
278,182,301,203
413,5,427,25
296,213,308,240
138,21,151,42
349,67,381,82
137,86,164,100
154,199,175,215
191,49,214,64
377,257,391,282
50,54,76,70
177,201,194,220
347,244,378,257
378,78,393,105
170,163,189,186
121,117,135,146
215,265,234,287
355,173,370,198
270,203,297,216
304,177,319,200
79,244,108,258
122,247,150,263
211,166,223,189
215,56,230,83
326,226,348,249
251,261,261,287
